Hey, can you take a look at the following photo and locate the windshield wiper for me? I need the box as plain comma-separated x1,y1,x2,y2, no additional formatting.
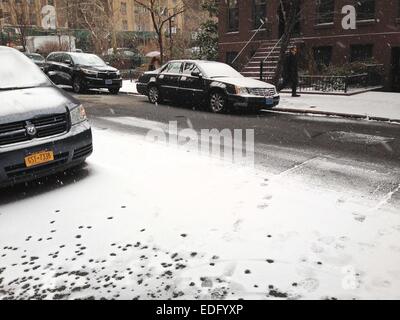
0,86,38,91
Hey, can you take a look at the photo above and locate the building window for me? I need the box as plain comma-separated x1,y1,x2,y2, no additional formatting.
226,51,238,65
316,0,334,24
30,13,36,25
350,44,373,62
313,46,333,70
252,0,266,29
356,0,375,20
121,2,127,15
398,0,400,18
47,0,54,5
122,20,128,31
227,0,239,32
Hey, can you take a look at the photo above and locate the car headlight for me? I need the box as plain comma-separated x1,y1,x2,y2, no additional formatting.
235,86,249,95
81,68,98,76
70,105,87,125
116,70,121,76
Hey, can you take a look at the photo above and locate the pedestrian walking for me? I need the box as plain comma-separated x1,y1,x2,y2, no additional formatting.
280,46,301,97
148,56,161,71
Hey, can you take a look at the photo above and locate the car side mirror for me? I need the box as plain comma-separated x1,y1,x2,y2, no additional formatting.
106,62,110,65
65,59,72,65
191,71,202,78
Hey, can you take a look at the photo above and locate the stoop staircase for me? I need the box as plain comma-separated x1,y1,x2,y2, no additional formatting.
240,39,297,82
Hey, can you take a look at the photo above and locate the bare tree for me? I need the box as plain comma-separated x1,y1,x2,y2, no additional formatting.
9,1,31,51
73,0,120,54
133,0,186,64
272,0,302,86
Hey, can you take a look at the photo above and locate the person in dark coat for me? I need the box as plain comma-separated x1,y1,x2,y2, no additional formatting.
281,46,300,97
148,56,161,71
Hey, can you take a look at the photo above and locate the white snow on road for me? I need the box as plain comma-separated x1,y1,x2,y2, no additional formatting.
1,128,400,300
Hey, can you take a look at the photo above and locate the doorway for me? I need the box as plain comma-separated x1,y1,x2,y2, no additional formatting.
392,48,400,92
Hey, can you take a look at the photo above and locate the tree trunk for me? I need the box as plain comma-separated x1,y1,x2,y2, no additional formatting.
272,0,299,86
158,31,164,64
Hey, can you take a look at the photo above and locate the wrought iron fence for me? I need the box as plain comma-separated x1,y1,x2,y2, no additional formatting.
297,72,383,94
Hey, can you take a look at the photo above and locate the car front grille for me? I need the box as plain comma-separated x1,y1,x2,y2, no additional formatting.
98,72,119,79
248,88,276,97
0,113,68,147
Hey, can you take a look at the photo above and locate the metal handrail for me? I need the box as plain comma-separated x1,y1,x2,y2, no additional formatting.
231,19,267,65
262,35,284,63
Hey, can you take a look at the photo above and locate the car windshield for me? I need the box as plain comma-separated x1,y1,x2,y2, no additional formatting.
29,54,45,62
71,53,107,66
0,49,51,90
199,62,243,78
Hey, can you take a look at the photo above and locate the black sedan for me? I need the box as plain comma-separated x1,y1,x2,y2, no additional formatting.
0,46,93,187
24,52,46,71
45,52,122,94
137,60,280,113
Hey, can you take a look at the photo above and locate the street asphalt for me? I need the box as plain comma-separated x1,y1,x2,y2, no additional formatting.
69,89,400,209
2,88,399,207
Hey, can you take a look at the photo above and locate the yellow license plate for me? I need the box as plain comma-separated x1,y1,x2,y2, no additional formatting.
25,151,54,168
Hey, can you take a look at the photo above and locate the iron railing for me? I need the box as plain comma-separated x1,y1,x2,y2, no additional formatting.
296,72,383,94
259,35,284,81
231,19,267,66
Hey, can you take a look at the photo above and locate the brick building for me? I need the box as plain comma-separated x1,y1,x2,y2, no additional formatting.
218,0,400,91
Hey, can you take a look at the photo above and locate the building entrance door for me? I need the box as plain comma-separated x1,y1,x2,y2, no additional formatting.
392,48,400,92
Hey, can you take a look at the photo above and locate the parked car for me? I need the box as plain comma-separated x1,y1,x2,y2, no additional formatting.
24,52,46,71
0,46,93,188
103,48,143,70
45,52,122,94
136,60,280,113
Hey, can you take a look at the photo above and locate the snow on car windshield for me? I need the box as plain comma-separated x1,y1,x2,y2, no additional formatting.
29,54,45,62
0,49,50,90
71,53,107,66
199,62,244,78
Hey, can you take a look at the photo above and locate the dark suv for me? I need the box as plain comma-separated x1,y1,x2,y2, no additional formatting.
0,46,93,187
46,52,122,94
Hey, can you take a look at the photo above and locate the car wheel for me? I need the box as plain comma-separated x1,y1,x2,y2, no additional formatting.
72,77,85,93
109,88,120,95
209,91,227,113
148,85,162,104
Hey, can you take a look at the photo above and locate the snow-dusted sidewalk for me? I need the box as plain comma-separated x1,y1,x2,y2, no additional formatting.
120,80,139,95
275,92,400,122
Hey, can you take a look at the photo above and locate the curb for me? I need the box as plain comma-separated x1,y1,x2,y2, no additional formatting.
119,91,141,96
271,107,400,124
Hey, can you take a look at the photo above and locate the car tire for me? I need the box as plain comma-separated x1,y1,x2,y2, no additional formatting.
109,88,120,95
209,91,227,113
148,85,162,104
72,76,85,94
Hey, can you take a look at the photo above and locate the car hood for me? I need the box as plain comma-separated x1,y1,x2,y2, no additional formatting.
77,64,118,72
0,86,79,125
212,77,275,88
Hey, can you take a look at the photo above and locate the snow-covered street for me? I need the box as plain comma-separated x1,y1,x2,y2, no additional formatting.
1,126,400,300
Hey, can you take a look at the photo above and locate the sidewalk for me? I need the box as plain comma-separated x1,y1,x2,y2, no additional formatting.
274,92,400,123
120,80,139,95
120,80,400,123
